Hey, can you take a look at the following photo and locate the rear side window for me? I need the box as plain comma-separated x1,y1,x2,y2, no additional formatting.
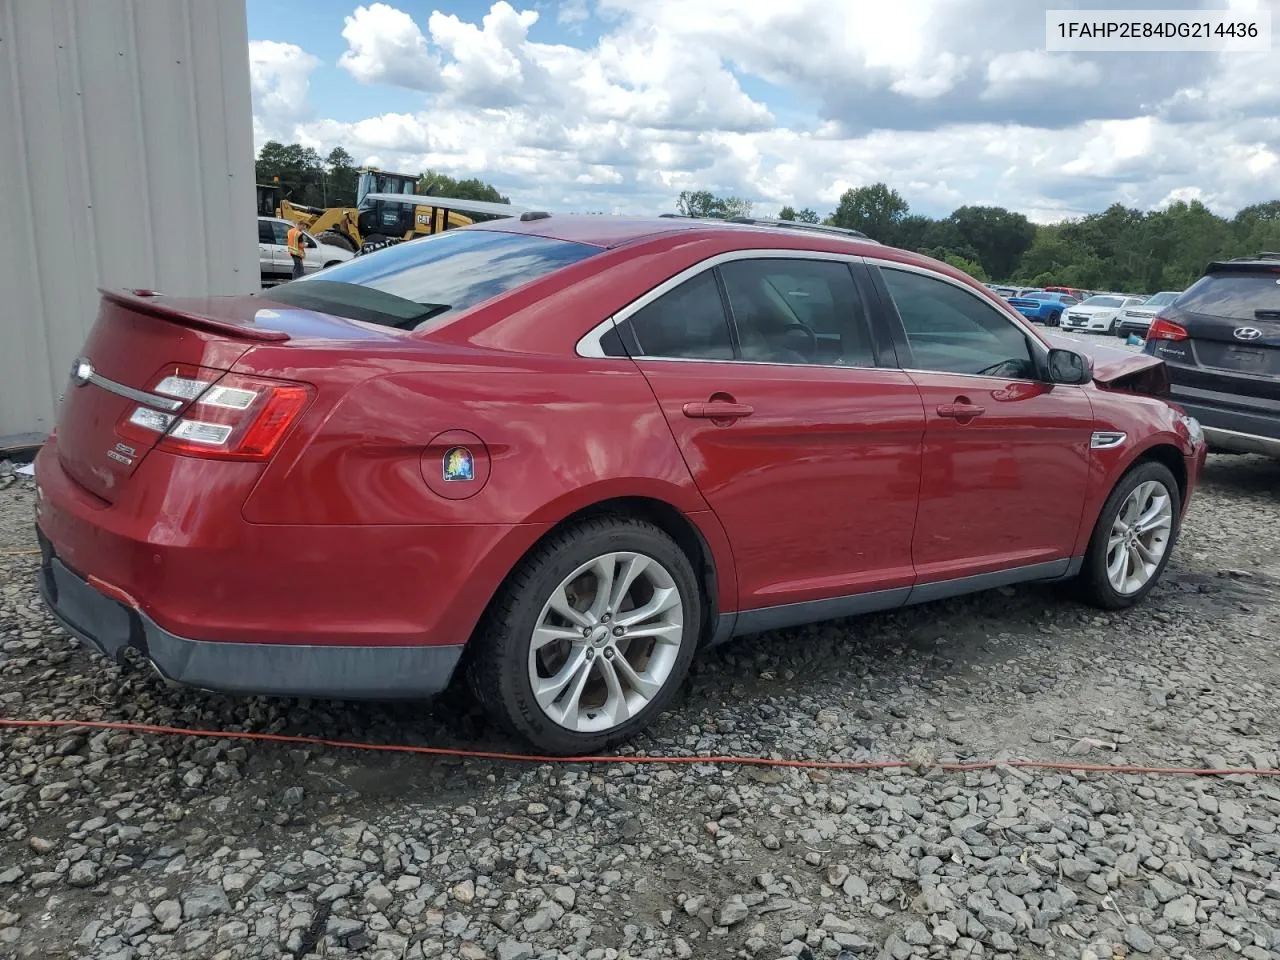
264,229,600,330
258,220,275,244
719,259,876,366
1176,271,1280,320
617,271,734,360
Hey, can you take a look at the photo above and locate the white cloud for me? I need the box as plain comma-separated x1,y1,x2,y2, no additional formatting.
261,0,1280,223
248,40,320,139
338,3,442,90
983,51,1101,100
557,0,591,29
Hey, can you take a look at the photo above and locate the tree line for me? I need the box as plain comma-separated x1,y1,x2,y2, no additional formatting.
254,140,509,210
684,183,1280,292
256,141,1280,292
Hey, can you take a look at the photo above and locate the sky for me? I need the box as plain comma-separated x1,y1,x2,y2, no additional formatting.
246,0,1280,223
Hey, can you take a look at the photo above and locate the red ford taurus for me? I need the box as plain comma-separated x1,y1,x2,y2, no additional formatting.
35,215,1205,754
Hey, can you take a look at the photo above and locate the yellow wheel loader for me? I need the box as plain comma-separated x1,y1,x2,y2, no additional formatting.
269,168,522,255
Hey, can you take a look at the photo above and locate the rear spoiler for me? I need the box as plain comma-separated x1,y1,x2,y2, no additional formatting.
100,289,290,342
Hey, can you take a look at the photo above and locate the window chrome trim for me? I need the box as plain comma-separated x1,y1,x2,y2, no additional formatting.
575,248,867,359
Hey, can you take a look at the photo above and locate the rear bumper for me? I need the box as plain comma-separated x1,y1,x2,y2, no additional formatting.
1201,426,1280,458
38,534,464,699
1167,383,1280,457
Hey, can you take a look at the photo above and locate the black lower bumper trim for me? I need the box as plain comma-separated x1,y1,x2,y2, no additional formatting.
37,556,464,700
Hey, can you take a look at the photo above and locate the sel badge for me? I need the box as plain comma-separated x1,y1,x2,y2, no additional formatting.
443,446,475,482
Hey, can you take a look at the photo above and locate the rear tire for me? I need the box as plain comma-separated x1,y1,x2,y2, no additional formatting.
467,517,701,755
1076,461,1181,610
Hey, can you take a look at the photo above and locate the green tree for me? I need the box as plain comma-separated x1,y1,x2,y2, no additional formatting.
829,183,909,242
417,169,509,203
946,205,1035,281
796,208,820,223
778,205,797,220
941,253,989,281
676,190,753,218
325,147,358,207
255,141,326,207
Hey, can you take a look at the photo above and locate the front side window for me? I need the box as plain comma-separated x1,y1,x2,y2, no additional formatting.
719,259,876,366
881,267,1036,379
617,271,734,360
270,221,290,245
258,220,275,244
264,229,600,330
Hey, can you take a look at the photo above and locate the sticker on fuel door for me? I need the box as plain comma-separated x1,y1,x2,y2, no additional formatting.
443,447,475,482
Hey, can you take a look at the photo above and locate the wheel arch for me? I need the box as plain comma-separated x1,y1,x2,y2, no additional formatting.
477,494,735,651
1072,436,1190,558
1120,440,1188,505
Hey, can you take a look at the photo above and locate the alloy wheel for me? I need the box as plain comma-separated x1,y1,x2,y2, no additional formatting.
527,552,685,733
1105,480,1174,595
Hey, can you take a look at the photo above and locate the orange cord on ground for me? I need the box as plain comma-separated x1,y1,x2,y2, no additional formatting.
2,718,1278,777
0,549,40,557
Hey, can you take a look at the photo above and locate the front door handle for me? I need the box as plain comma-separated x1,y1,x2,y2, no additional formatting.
936,401,986,420
683,401,754,420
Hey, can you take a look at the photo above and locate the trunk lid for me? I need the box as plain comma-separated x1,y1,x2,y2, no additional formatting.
54,290,400,503
55,292,261,502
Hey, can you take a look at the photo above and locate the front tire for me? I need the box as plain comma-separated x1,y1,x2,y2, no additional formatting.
1047,310,1062,327
1076,461,1181,609
468,517,701,755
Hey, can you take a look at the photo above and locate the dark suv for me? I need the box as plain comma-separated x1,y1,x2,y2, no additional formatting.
1144,254,1280,457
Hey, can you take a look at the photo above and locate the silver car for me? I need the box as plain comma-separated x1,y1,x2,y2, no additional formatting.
1116,291,1182,339
258,217,354,284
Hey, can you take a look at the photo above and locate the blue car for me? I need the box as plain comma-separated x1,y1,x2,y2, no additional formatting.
1006,292,1079,326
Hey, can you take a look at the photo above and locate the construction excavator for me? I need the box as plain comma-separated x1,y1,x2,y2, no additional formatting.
264,168,523,255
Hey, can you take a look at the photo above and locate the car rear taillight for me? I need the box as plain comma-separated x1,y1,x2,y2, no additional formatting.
119,368,311,461
1146,317,1188,342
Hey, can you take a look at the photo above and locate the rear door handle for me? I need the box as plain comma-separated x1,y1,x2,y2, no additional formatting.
936,402,986,419
683,401,754,420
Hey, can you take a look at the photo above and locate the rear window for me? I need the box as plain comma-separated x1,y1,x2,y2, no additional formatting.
262,229,599,329
1176,271,1280,320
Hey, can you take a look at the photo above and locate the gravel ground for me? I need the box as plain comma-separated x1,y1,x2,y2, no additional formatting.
1,437,1279,960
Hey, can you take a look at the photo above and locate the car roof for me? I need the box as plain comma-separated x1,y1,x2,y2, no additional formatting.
1206,253,1280,272
468,213,887,254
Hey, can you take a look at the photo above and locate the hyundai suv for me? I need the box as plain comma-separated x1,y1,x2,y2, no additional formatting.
1144,254,1280,457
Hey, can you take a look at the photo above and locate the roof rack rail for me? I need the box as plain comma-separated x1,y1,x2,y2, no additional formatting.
658,212,876,242
723,216,875,242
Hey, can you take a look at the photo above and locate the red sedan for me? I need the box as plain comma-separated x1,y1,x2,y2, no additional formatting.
35,215,1205,754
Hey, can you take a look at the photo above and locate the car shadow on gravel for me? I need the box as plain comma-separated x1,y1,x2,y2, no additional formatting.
106,546,1272,814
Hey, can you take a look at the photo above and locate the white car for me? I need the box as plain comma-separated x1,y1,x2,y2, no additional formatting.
1059,295,1148,334
258,217,354,284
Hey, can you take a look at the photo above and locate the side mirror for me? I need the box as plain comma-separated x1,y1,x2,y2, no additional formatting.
1047,348,1091,385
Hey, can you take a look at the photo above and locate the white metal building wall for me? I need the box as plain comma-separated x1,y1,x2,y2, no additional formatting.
0,0,258,445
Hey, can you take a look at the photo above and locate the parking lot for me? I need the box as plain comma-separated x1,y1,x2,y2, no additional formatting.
2,442,1278,960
